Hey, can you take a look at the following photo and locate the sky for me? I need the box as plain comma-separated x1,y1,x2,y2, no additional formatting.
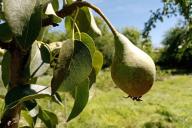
56,0,183,48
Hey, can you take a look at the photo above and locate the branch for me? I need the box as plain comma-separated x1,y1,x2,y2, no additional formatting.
42,1,117,35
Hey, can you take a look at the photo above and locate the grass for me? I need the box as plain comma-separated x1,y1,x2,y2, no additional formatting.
1,69,192,128
65,71,192,128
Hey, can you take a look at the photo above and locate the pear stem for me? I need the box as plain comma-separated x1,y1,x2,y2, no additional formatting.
80,2,118,36
56,1,118,36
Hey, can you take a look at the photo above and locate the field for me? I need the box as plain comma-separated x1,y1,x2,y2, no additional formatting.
1,69,192,128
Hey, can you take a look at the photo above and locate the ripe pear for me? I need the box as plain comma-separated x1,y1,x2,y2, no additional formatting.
111,32,156,97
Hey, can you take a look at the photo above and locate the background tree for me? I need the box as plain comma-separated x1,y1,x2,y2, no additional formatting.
143,0,192,69
158,26,192,68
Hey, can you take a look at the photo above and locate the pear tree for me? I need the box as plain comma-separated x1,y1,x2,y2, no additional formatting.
0,0,156,127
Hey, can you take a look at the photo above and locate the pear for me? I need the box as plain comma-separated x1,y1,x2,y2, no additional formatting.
111,32,156,97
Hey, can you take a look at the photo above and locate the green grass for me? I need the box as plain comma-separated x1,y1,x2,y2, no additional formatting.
1,70,192,128
65,71,192,128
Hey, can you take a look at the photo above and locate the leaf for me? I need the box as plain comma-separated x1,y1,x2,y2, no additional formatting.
89,50,103,88
28,105,39,118
45,3,62,24
21,110,35,128
2,51,11,87
76,7,101,37
67,78,89,122
4,0,42,49
40,44,51,63
24,100,37,111
30,41,50,78
51,39,74,94
38,108,58,128
51,0,59,11
65,16,73,37
75,32,96,57
0,23,12,42
58,40,92,93
92,50,103,75
66,0,74,4
5,84,52,110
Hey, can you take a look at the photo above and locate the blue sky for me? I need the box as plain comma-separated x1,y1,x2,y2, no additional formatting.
56,0,183,48
87,0,184,48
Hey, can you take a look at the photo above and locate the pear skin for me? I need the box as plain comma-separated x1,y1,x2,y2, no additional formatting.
111,32,156,97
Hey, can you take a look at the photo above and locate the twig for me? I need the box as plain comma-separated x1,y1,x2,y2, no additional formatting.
42,1,117,35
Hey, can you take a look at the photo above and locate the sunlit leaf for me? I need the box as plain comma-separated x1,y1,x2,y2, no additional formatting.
4,0,42,49
67,78,89,122
92,50,103,75
52,0,59,11
21,110,35,128
88,50,103,88
2,51,11,87
65,16,73,37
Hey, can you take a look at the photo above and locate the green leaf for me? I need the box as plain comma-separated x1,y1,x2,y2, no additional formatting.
51,0,59,11
21,110,35,128
51,39,74,94
45,3,62,23
75,32,96,57
76,7,101,37
4,0,42,49
89,50,103,88
67,78,89,122
30,41,50,78
5,84,51,110
0,23,12,42
92,50,103,75
58,40,92,93
66,0,73,4
2,51,11,87
38,108,58,128
65,16,73,37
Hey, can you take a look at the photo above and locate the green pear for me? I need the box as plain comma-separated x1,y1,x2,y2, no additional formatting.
111,32,156,97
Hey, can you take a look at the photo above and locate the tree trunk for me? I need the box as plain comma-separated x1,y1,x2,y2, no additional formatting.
0,45,30,128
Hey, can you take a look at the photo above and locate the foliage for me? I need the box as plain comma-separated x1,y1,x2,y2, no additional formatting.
157,26,192,68
143,0,192,37
42,30,66,44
